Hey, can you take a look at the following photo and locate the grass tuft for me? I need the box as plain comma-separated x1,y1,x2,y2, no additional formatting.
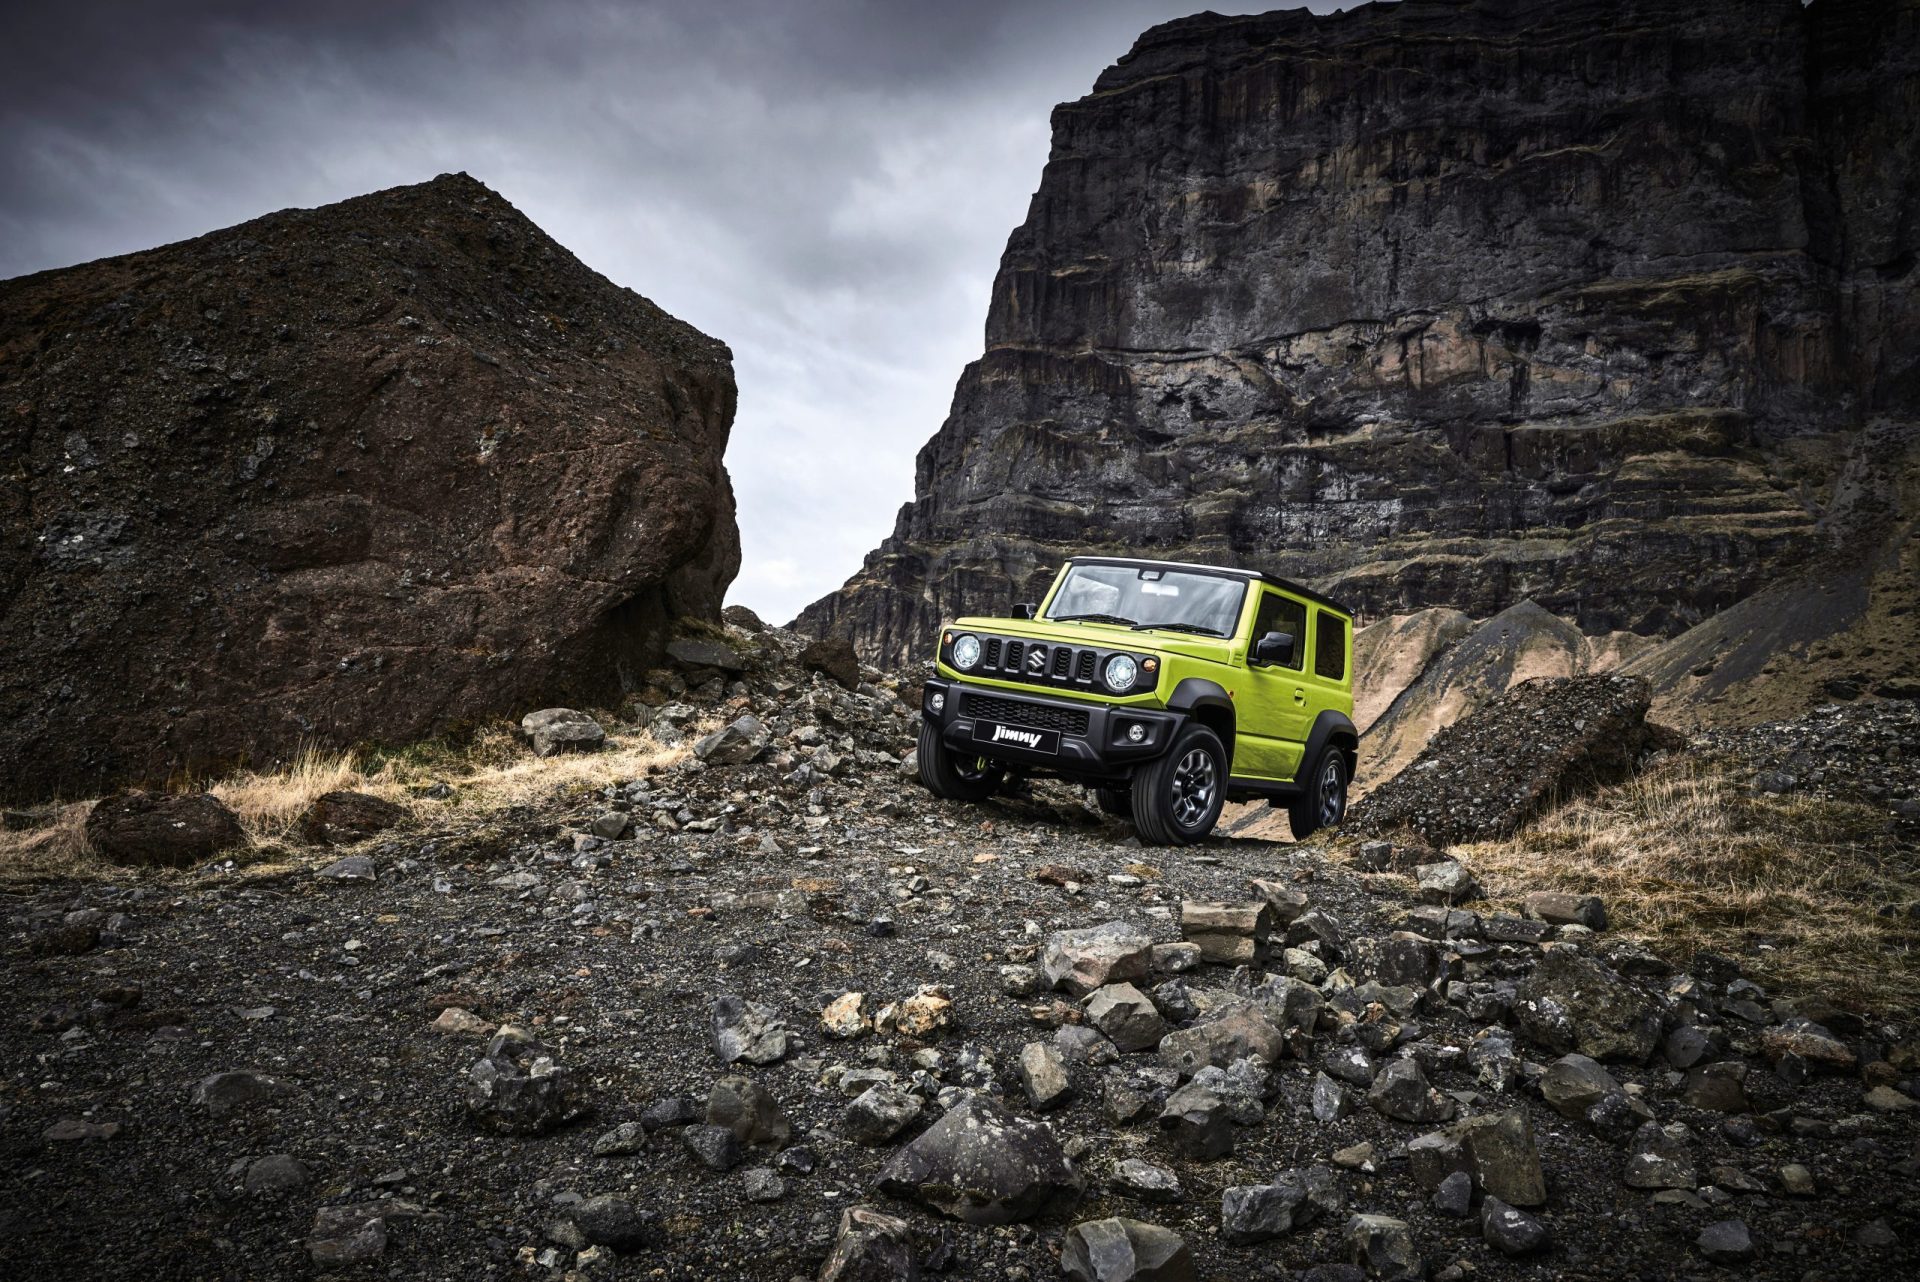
1453,757,1919,1012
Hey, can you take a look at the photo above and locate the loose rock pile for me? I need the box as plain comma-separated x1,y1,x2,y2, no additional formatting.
2,622,1916,1279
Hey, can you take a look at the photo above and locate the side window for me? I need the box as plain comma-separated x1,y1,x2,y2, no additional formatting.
1315,610,1347,680
1252,591,1306,670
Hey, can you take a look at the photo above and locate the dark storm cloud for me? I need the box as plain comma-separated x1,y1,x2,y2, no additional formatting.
0,0,1342,620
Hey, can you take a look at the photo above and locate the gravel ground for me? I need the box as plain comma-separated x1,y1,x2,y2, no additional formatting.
4,644,1917,1281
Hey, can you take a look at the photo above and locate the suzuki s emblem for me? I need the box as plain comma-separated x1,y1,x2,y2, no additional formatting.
1027,648,1047,673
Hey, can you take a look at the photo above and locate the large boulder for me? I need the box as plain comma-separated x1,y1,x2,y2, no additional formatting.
1354,675,1667,846
520,709,608,758
0,173,737,802
85,792,245,867
1060,1217,1198,1282
875,1094,1080,1224
1513,949,1664,1063
296,791,404,845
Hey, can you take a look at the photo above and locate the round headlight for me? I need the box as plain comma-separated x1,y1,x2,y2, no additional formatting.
1103,654,1138,692
951,634,982,670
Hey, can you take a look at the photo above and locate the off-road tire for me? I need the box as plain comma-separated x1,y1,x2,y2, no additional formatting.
1094,786,1131,817
916,719,1005,802
1130,723,1228,845
1288,744,1349,841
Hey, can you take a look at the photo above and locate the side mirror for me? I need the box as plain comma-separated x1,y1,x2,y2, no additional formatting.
1017,602,1037,620
1252,631,1294,666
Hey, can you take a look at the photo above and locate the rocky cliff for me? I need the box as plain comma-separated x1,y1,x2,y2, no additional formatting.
799,0,1919,666
0,174,738,801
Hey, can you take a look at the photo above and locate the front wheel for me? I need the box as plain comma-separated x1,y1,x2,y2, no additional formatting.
1094,786,1131,817
1130,724,1228,845
1288,745,1349,841
917,719,1005,802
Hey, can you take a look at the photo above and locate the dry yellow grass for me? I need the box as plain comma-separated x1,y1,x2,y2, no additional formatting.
1454,758,1919,1011
0,718,687,885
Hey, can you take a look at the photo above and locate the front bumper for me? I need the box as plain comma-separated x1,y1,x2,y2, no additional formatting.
921,678,1182,779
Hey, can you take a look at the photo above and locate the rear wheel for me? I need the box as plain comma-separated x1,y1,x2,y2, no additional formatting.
916,718,1005,802
1288,745,1349,841
1094,786,1131,817
1130,723,1228,845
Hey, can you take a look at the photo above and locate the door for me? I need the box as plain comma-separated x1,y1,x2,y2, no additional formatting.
1235,587,1314,781
1301,608,1351,747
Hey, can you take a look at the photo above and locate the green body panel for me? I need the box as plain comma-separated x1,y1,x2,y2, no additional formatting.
932,562,1354,784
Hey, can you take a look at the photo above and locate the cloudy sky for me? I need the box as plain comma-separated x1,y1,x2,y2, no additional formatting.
1,0,1339,622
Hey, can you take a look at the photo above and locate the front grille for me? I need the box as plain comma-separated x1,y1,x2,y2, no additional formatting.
1076,651,1096,682
1005,640,1025,673
964,693,1091,737
984,638,1001,668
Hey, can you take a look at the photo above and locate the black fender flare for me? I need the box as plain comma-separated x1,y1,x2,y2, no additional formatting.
1301,709,1359,783
1167,678,1237,768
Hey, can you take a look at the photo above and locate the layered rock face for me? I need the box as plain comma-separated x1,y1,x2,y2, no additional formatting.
0,174,738,800
800,0,1919,666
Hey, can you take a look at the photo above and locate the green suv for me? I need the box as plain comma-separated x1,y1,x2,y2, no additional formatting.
916,557,1358,844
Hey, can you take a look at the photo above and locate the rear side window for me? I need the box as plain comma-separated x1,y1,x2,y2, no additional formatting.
1315,611,1347,680
1252,591,1307,670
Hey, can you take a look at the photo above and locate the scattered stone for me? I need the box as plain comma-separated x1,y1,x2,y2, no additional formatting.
1481,1196,1549,1257
308,1205,387,1266
1221,1178,1311,1245
41,1119,121,1142
316,854,378,881
1150,942,1202,974
875,984,955,1038
1624,1121,1697,1190
520,708,607,757
1344,1213,1423,1281
799,636,861,689
712,994,791,1065
822,991,873,1039
681,1123,745,1171
1665,1025,1715,1070
588,810,630,840
1696,1219,1755,1265
573,1194,649,1252
875,1094,1079,1224
297,791,404,845
1367,1059,1455,1124
1044,921,1155,996
1864,1084,1917,1113
818,1205,918,1281
1181,900,1274,963
1513,950,1662,1063
1019,1042,1074,1111
465,1028,584,1135
1684,1062,1751,1113
742,1166,786,1202
1312,1072,1355,1123
642,1096,702,1131
1759,1017,1856,1071
592,1122,647,1157
1112,1158,1183,1204
666,636,749,672
1540,1054,1619,1119
1158,1007,1285,1078
245,1153,310,1194
1778,1163,1815,1196
707,1076,791,1148
842,1085,924,1145
1086,983,1169,1053
432,1006,495,1036
85,791,245,868
1522,891,1607,930
1415,860,1480,905
694,714,770,765
191,1070,290,1118
1432,1171,1473,1217
1061,1217,1198,1282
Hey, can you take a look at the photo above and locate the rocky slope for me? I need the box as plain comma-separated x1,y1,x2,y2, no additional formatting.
2,628,1915,1280
799,0,1920,667
0,174,739,802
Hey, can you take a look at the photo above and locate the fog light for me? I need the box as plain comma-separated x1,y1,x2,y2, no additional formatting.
930,693,946,714
1126,723,1146,743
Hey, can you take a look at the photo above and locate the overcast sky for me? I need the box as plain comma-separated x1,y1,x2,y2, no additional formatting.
0,0,1341,622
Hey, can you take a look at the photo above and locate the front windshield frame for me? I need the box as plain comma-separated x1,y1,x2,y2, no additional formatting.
1043,563,1250,638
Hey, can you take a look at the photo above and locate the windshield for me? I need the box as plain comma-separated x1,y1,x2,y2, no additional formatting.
1044,564,1247,638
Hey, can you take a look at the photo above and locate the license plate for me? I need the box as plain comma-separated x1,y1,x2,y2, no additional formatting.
971,721,1060,755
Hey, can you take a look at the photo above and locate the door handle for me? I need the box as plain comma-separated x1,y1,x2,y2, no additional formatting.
1292,688,1306,704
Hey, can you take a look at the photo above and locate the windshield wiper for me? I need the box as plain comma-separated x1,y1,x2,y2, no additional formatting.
1131,621,1226,637
1049,612,1140,627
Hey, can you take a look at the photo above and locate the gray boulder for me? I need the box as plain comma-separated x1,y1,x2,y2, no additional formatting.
694,714,770,765
875,1094,1080,1224
712,994,791,1065
1366,1059,1455,1124
86,791,245,868
1344,1213,1423,1281
1043,922,1155,996
1061,1217,1198,1282
706,1076,790,1148
1087,982,1169,1052
520,707,607,757
819,1205,919,1281
465,1028,584,1135
1513,950,1662,1063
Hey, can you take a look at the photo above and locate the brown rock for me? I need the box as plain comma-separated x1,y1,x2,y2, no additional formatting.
85,792,245,867
0,173,738,802
296,791,404,846
800,636,862,690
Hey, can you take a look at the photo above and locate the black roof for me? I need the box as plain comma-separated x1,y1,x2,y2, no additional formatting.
1064,556,1354,617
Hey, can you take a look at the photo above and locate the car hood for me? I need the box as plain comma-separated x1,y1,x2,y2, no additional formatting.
949,616,1237,665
